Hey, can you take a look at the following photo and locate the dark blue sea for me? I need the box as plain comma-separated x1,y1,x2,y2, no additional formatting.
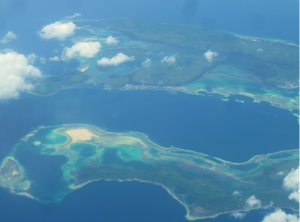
0,89,298,162
1,179,293,222
0,89,298,221
0,0,298,221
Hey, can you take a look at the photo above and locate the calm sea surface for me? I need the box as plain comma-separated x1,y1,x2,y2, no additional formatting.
0,88,298,221
0,0,298,221
0,89,298,162
0,179,292,222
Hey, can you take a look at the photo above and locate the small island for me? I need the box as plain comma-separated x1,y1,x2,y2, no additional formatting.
0,124,298,220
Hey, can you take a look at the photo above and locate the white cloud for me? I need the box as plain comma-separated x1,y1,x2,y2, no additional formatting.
0,51,42,100
65,13,81,19
233,191,242,196
161,54,176,65
0,48,14,53
38,21,76,41
263,201,274,209
283,167,299,203
1,31,17,44
283,167,299,191
262,209,299,222
40,57,46,64
105,36,119,46
66,42,101,58
288,189,299,202
142,58,151,67
245,195,261,208
230,212,246,219
278,171,285,176
97,53,134,66
27,53,37,65
257,48,264,53
49,56,60,61
204,49,219,62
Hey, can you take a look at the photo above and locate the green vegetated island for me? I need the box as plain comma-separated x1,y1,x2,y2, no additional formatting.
0,124,298,220
32,18,299,112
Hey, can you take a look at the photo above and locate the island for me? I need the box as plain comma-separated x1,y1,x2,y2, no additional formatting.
31,18,299,112
0,124,298,220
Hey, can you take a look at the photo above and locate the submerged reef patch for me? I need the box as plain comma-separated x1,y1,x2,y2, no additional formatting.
0,124,298,220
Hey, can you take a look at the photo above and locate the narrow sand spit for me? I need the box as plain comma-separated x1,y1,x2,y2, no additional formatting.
65,128,98,143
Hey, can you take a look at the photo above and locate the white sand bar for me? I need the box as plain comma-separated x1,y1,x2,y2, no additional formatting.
65,128,98,143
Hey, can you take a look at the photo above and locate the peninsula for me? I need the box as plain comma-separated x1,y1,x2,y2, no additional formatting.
0,124,298,220
31,19,299,112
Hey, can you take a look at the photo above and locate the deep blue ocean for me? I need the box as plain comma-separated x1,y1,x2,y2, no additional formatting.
1,179,294,222
0,0,298,221
0,89,298,221
0,89,298,162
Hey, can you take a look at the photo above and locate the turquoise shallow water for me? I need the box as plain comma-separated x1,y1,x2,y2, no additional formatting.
0,88,298,162
0,88,298,221
2,178,296,222
0,0,298,220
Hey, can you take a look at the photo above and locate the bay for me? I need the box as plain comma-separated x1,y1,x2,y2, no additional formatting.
0,88,298,162
0,1,298,221
0,179,295,222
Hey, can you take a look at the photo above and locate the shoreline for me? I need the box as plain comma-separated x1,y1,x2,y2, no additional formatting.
121,84,299,112
68,171,299,221
25,19,299,114
231,33,299,47
2,123,299,220
25,82,299,115
55,123,299,165
68,18,299,47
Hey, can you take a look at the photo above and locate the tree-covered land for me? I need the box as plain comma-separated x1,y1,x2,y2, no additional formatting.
76,19,299,87
1,124,298,220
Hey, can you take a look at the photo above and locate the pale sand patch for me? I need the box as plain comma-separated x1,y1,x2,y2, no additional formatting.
33,141,41,146
65,128,98,143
